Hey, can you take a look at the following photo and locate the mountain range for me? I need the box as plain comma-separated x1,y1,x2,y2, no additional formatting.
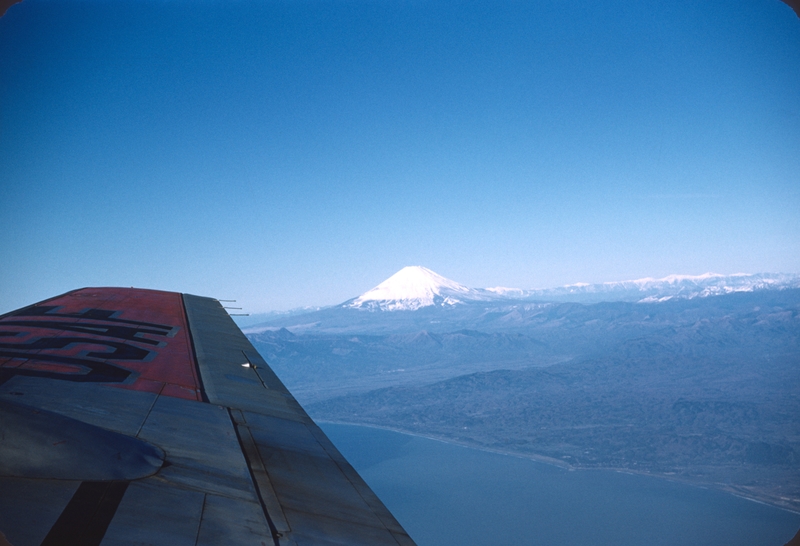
347,265,800,308
243,266,800,334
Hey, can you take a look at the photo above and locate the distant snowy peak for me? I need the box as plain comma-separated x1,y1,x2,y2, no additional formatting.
625,272,800,302
484,287,529,297
523,272,800,303
347,266,483,311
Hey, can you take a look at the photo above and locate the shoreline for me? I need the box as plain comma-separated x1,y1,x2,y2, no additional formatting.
318,419,800,516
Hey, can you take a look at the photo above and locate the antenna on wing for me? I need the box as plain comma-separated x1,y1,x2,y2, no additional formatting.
215,299,249,316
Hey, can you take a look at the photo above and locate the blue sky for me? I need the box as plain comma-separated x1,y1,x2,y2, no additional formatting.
1,0,799,313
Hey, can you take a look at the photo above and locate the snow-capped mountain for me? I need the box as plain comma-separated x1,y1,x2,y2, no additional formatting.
346,266,489,311
343,267,800,311
505,272,800,303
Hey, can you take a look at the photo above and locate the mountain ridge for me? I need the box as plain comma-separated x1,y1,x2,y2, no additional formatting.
242,268,800,331
345,267,800,311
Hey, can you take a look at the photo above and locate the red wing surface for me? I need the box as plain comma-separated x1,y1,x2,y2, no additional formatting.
0,288,415,546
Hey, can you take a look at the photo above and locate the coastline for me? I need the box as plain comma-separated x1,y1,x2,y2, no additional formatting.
318,419,800,516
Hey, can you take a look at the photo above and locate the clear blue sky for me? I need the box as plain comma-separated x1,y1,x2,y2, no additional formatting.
1,0,799,313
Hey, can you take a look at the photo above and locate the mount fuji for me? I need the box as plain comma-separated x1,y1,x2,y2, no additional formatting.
344,266,492,311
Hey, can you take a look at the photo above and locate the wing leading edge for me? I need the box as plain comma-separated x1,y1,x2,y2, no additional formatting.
0,287,416,546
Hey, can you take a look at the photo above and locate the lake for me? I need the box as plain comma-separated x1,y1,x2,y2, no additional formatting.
320,423,800,546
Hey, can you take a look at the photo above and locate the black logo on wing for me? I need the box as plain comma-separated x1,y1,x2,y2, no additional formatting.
0,306,178,385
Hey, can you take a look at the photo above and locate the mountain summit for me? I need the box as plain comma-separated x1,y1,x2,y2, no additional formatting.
347,266,481,310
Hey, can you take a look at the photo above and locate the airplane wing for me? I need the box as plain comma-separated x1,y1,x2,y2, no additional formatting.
0,287,416,546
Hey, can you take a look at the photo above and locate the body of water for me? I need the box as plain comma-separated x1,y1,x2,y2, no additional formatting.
320,423,800,546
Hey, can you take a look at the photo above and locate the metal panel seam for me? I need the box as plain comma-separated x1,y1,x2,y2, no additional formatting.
193,493,208,546
227,408,286,546
180,294,209,403
134,391,161,438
